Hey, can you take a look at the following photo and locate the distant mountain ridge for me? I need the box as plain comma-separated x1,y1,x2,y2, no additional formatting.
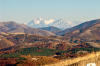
0,21,54,36
55,19,100,35
63,19,100,39
38,26,62,33
27,18,82,30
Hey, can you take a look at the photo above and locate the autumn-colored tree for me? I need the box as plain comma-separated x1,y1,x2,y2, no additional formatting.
56,43,68,50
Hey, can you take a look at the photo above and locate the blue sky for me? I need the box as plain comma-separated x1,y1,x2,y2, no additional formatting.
0,0,100,23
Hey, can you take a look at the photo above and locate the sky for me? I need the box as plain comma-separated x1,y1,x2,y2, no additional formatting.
0,0,100,24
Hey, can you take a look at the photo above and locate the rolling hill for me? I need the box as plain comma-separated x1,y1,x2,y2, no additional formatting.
0,21,54,36
55,19,100,35
63,20,100,40
0,37,15,49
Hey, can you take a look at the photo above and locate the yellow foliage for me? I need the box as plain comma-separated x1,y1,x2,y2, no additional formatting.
18,55,59,66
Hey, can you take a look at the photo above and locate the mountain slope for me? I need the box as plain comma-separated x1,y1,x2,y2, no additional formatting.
0,21,31,29
63,19,100,39
55,19,100,35
0,21,54,36
0,37,15,49
38,26,62,33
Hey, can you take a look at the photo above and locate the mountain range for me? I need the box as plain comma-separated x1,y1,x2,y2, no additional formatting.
63,19,100,40
55,19,100,35
0,18,100,66
0,21,54,36
27,18,82,30
0,18,100,37
0,18,100,50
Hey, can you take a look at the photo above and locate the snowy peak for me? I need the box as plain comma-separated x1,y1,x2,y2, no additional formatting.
28,18,55,25
33,18,44,24
27,18,82,30
50,19,77,29
44,19,55,25
35,18,43,20
33,18,55,25
27,18,55,28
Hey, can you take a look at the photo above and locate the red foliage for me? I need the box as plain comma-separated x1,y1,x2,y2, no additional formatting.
69,44,89,50
0,50,15,55
56,43,68,50
36,50,42,52
23,61,35,66
46,43,54,49
0,58,18,66
61,53,89,59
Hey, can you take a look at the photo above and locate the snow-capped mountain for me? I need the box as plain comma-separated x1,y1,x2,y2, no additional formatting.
49,19,76,29
27,18,82,30
27,18,55,28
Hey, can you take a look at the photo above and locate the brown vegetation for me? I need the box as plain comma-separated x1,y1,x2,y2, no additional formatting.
0,37,15,49
0,58,18,66
64,21,100,40
17,55,59,66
